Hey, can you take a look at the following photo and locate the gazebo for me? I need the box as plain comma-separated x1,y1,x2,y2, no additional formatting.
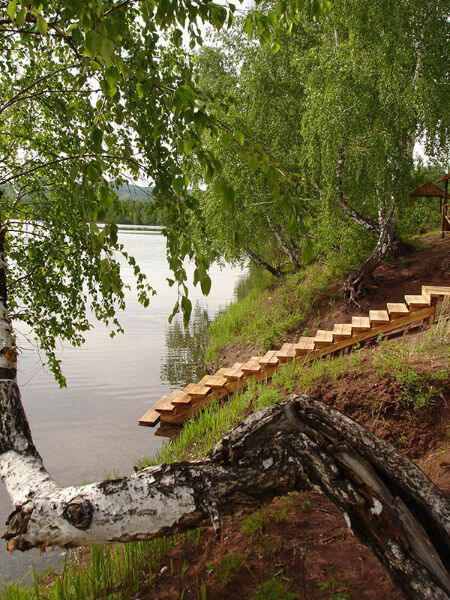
409,173,449,238
436,173,450,237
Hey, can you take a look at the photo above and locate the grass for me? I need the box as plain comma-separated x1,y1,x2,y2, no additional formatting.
1,537,173,600
206,262,342,362
251,577,296,600
206,551,244,585
240,508,270,537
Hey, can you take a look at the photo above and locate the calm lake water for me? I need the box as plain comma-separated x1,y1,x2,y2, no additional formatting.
0,227,246,583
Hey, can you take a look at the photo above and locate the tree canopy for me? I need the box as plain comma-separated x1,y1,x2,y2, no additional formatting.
0,0,448,369
188,0,448,294
0,0,338,380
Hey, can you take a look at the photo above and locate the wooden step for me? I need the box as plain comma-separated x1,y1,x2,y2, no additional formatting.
185,382,211,399
387,303,409,319
138,406,161,427
405,294,430,312
154,393,180,414
277,343,297,361
214,367,229,376
223,362,245,381
241,356,263,374
369,310,389,326
422,286,450,302
351,316,371,332
295,336,316,355
332,323,353,341
260,350,280,366
168,389,192,406
198,374,228,388
313,330,334,348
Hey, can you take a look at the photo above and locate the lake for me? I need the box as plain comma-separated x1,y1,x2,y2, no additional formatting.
0,227,246,583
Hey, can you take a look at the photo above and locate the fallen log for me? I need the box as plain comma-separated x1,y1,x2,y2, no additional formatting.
0,382,448,599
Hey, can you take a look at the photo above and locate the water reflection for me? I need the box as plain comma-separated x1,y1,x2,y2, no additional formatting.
161,303,212,388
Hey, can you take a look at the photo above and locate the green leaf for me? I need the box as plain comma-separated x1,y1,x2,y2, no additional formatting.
16,6,26,26
37,15,47,35
183,135,194,156
91,127,103,153
214,180,235,211
200,273,211,296
100,38,115,67
172,176,184,194
7,1,17,21
106,66,119,89
181,296,192,326
302,239,314,264
271,41,281,54
243,14,253,37
136,82,144,99
85,31,98,57
234,130,245,146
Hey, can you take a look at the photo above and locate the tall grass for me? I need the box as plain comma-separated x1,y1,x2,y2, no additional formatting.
1,537,173,600
206,262,341,362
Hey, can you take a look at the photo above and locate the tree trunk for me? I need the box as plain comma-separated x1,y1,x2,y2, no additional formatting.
266,215,301,269
335,147,400,302
344,201,397,303
0,376,449,599
244,247,282,277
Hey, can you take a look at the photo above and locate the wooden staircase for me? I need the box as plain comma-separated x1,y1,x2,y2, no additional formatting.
139,285,450,429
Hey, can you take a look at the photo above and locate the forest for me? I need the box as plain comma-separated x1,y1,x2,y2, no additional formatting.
0,0,449,598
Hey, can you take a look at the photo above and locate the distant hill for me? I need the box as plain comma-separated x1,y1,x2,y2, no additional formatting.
116,184,153,202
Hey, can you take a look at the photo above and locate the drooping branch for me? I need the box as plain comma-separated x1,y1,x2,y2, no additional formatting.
0,378,449,599
336,146,381,236
244,246,282,277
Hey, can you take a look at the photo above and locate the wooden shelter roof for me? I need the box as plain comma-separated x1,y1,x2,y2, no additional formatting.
409,181,445,198
437,173,450,182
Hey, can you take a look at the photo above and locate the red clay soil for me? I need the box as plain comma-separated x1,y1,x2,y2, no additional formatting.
310,233,450,332
138,491,403,600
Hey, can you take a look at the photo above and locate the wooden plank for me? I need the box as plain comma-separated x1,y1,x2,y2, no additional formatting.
223,362,245,381
160,393,216,425
154,394,178,414
405,294,430,311
260,350,280,366
160,365,281,426
351,316,371,332
214,367,229,376
138,407,160,427
295,336,316,355
277,343,297,361
241,356,263,374
313,330,334,347
369,310,389,326
308,306,434,361
333,323,353,341
387,303,409,319
185,382,212,399
422,285,450,301
168,389,192,406
199,374,228,388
